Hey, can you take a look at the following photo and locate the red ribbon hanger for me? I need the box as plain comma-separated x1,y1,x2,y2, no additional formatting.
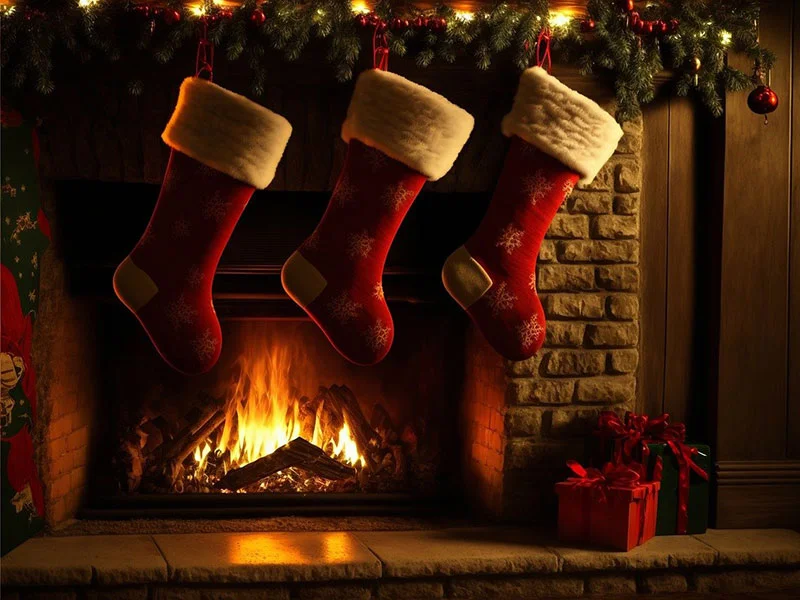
373,22,389,71
195,18,214,80
535,26,552,73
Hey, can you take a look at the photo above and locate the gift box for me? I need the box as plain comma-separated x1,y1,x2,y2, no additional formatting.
587,412,710,535
555,461,660,551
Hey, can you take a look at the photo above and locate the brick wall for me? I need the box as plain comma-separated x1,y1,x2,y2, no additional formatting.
462,112,643,520
33,192,99,528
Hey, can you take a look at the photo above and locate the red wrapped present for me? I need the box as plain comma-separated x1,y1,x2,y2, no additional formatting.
555,460,660,551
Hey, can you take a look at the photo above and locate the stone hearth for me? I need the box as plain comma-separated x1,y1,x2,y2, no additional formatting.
2,528,799,599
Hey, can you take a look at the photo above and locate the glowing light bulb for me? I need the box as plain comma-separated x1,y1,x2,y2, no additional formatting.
351,1,370,15
548,11,571,29
189,4,206,16
720,30,732,46
78,0,99,9
0,4,15,15
454,10,474,22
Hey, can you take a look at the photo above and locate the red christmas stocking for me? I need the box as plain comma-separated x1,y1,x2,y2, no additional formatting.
282,70,473,365
114,78,291,374
442,67,622,361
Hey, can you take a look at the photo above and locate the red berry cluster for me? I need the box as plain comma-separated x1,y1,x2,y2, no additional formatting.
618,0,678,37
355,12,447,33
132,5,182,25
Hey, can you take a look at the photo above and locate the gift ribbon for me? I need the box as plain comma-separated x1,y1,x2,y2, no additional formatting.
594,411,708,534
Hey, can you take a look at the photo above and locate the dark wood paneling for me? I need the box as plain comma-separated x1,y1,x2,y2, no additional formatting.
663,98,697,426
716,0,793,461
789,1,800,460
639,100,670,416
716,461,800,528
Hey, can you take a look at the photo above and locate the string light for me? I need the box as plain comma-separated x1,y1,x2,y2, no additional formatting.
720,30,732,46
189,4,206,17
454,10,474,22
0,4,15,15
548,11,572,29
78,0,100,9
350,1,370,15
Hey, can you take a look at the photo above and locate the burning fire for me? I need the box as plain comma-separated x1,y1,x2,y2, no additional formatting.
189,341,365,490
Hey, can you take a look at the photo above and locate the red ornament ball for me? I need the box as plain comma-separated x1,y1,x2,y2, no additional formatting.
580,18,596,33
643,20,654,34
618,0,634,12
163,8,181,24
654,20,668,35
747,85,779,115
629,11,640,27
668,18,679,33
413,16,428,29
376,20,387,33
250,8,266,25
355,14,369,27
389,17,404,31
630,18,645,34
430,16,446,32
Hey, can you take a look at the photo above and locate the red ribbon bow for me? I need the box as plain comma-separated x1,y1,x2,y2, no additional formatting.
566,460,643,492
595,411,708,533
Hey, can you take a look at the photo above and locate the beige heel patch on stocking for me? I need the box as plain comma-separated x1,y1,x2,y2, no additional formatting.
442,246,493,310
113,257,159,312
281,251,327,308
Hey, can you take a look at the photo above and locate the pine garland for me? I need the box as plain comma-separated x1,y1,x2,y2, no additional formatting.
0,0,773,120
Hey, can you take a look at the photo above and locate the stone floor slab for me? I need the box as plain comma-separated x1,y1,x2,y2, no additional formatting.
356,528,559,577
694,529,800,567
555,534,718,572
153,532,381,583
1,535,167,586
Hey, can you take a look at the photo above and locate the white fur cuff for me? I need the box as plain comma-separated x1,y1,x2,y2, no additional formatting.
501,67,623,185
341,70,474,181
162,78,292,189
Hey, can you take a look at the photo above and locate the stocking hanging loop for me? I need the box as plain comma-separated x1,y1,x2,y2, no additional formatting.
535,27,552,73
195,18,215,80
372,23,389,71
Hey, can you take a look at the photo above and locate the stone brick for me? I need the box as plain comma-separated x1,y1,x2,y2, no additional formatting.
17,591,77,600
545,294,604,319
577,161,613,192
504,440,583,471
568,192,613,214
615,117,643,154
50,473,71,500
448,576,583,598
49,453,72,478
542,351,605,376
505,354,542,377
48,436,67,460
537,266,595,291
640,572,688,593
614,194,639,215
607,295,639,320
586,574,637,594
545,214,589,239
505,407,544,437
296,584,372,600
575,377,636,404
591,215,638,240
694,569,800,593
546,408,604,438
379,580,444,599
545,322,585,347
538,240,556,263
66,427,89,452
596,266,639,291
85,587,148,600
614,161,641,193
506,379,574,405
154,587,289,600
48,415,73,441
608,350,639,374
556,241,638,263
585,323,639,347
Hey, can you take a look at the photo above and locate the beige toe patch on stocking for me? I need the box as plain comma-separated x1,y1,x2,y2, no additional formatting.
281,251,327,307
442,246,493,310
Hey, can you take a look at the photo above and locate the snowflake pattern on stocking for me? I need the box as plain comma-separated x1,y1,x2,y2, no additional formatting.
523,170,553,206
496,224,525,254
517,314,545,349
328,293,362,324
166,295,198,329
562,179,575,197
334,176,358,207
172,219,191,239
382,183,415,211
529,271,537,291
193,329,218,361
373,283,385,300
187,266,205,289
366,320,391,351
347,230,375,259
202,192,231,222
487,281,518,316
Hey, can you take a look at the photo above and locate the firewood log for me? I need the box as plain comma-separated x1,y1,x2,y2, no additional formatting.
214,437,354,491
329,385,380,470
